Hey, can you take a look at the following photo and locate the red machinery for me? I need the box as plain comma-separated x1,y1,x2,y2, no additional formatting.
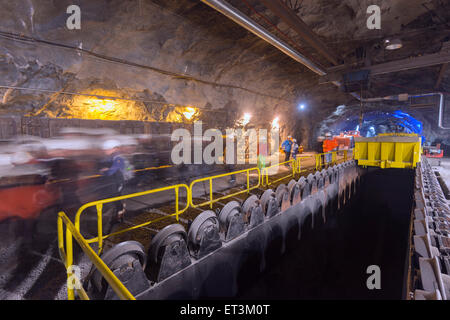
323,131,360,153
423,143,444,158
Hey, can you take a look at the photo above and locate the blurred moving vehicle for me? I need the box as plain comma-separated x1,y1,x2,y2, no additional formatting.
0,136,59,221
0,129,143,223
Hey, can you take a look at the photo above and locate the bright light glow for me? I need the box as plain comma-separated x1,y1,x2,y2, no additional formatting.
183,107,197,120
167,106,200,123
299,104,305,110
36,88,199,122
272,117,280,129
63,89,150,121
82,98,122,119
242,113,251,126
88,99,117,113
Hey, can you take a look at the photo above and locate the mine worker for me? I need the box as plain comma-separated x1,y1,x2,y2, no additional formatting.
281,135,293,164
322,132,338,153
291,139,299,160
322,132,338,164
100,140,127,222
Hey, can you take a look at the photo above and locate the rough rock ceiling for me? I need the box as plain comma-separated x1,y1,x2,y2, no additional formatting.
0,0,449,146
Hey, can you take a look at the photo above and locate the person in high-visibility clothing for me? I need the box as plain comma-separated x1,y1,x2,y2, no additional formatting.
291,139,299,160
322,133,338,153
281,136,293,164
321,133,338,165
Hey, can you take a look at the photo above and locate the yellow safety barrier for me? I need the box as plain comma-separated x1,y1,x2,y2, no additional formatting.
315,149,352,170
57,211,135,300
315,151,337,171
260,155,312,186
262,159,295,186
74,184,190,254
189,167,261,209
294,156,313,174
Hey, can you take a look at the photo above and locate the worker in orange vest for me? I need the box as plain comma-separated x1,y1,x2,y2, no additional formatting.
322,133,338,153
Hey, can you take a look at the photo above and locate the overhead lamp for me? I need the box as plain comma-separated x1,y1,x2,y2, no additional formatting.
385,38,402,50
272,117,280,129
242,113,251,126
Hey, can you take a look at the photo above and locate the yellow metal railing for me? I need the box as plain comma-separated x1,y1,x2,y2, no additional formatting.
261,155,313,186
74,184,190,254
189,168,261,209
57,211,135,300
56,150,349,300
262,159,295,186
295,156,312,174
315,149,352,170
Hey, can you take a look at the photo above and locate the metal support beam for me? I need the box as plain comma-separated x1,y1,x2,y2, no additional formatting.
200,0,326,75
260,0,340,66
320,44,450,84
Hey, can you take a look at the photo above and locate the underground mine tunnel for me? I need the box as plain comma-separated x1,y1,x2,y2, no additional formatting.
0,0,449,303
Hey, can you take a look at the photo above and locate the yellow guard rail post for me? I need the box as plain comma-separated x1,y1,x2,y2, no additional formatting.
57,211,135,300
74,184,190,254
294,156,312,174
315,151,337,171
314,149,354,170
189,167,260,209
261,159,297,186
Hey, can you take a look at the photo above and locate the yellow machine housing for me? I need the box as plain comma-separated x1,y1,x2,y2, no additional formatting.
354,133,421,169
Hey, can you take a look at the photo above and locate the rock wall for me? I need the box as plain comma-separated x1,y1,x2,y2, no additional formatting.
0,0,328,146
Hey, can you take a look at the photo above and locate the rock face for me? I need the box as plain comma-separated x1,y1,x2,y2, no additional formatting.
0,0,318,145
0,0,449,148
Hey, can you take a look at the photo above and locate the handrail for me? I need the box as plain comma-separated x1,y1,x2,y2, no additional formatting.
315,149,352,170
74,184,190,254
189,167,260,208
261,159,295,186
295,156,314,174
261,155,312,185
57,211,135,300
